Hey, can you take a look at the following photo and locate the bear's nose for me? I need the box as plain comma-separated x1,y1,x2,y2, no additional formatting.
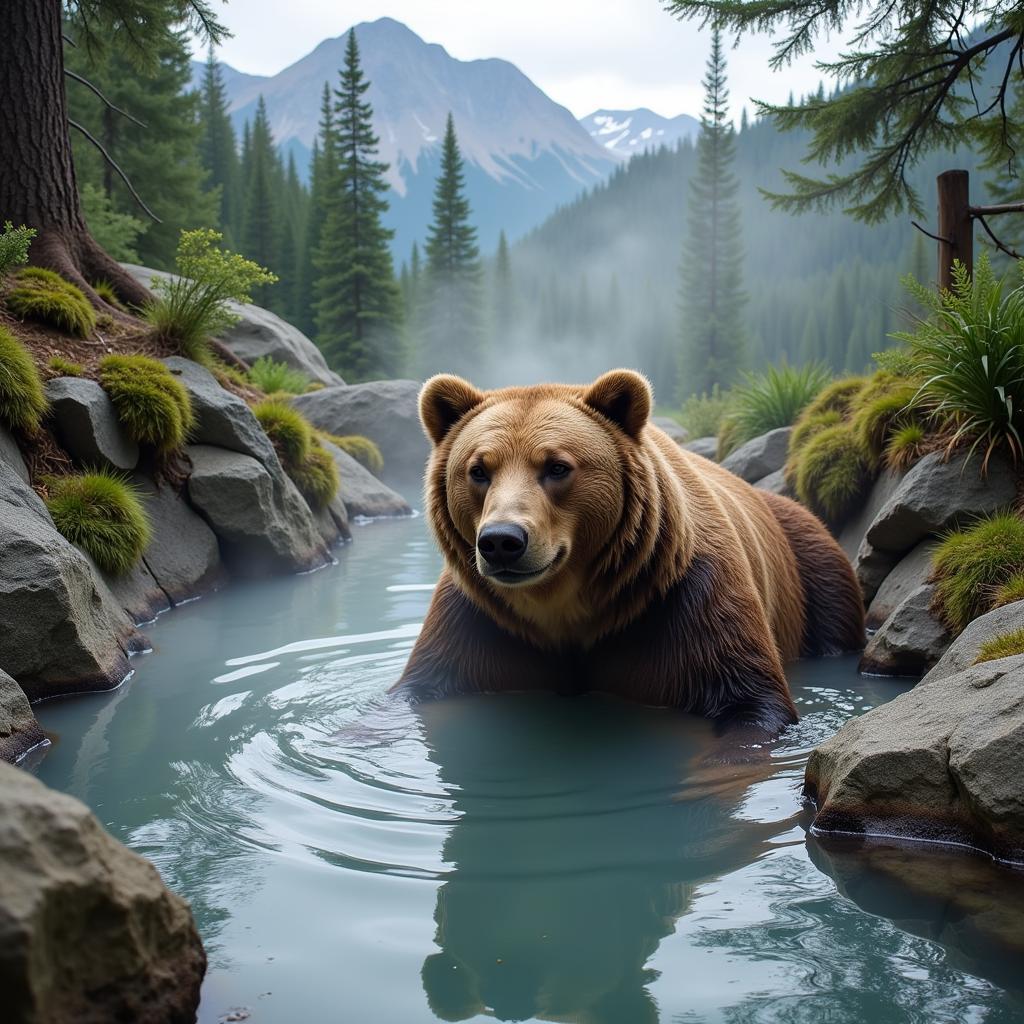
477,522,529,568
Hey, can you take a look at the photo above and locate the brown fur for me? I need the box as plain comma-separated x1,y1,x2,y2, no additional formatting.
395,370,865,735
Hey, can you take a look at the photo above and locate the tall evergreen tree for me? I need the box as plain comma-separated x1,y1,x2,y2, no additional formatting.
313,29,401,380
240,97,281,308
420,114,484,376
491,229,514,340
276,152,308,322
197,45,240,244
677,27,746,398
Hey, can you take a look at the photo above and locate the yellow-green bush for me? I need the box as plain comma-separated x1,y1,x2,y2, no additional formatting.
802,376,868,419
98,354,194,453
795,425,873,526
45,470,151,575
0,326,47,433
5,267,96,337
253,400,312,465
975,628,1024,665
292,443,340,510
321,432,384,475
850,381,919,459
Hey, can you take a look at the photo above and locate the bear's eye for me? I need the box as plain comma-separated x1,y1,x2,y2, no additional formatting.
468,464,490,484
546,461,572,480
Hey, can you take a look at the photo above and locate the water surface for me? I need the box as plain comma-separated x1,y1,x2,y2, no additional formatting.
32,516,1024,1024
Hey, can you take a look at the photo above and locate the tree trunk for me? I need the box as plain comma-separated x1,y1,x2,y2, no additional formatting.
0,0,150,309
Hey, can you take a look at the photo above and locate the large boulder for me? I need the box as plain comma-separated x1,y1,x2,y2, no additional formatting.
859,583,952,677
806,657,1024,862
186,444,329,576
720,427,792,483
123,264,342,387
291,380,426,487
320,438,413,519
865,451,1017,555
837,470,904,604
0,670,44,764
0,761,206,1023
924,600,1024,684
45,376,138,471
0,461,136,701
0,426,29,484
650,416,688,444
865,540,937,630
753,469,792,496
682,436,718,460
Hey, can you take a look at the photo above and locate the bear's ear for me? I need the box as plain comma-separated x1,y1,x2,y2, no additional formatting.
583,369,652,439
419,374,486,445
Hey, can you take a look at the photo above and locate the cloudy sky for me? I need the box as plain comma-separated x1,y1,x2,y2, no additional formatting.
204,2,841,120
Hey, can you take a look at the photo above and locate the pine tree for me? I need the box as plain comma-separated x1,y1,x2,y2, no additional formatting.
197,45,240,244
313,29,401,380
491,229,514,341
677,27,746,399
420,114,484,376
239,97,281,308
276,152,308,322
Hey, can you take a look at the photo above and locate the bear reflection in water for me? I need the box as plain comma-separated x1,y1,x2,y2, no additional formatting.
414,691,787,1023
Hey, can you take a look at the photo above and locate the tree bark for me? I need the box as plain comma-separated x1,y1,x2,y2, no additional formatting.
0,0,151,309
937,169,973,293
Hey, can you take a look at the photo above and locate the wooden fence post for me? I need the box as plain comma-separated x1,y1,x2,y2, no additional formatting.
937,169,973,291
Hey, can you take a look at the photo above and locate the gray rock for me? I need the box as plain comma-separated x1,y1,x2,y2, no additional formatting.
721,426,792,483
753,468,792,496
838,469,902,561
0,461,136,701
124,263,342,387
186,444,329,576
45,376,138,471
650,416,688,444
866,541,938,630
292,380,426,487
102,559,170,625
682,436,718,460
0,670,44,764
865,451,1018,555
161,357,280,473
924,600,1024,684
319,438,412,519
0,760,206,1023
0,425,29,483
859,583,952,677
851,539,899,607
806,658,1024,862
134,477,225,604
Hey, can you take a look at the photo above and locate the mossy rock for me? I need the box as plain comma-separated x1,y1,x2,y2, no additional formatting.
252,400,312,465
0,326,47,433
45,470,151,575
795,424,873,527
98,354,194,453
5,267,96,338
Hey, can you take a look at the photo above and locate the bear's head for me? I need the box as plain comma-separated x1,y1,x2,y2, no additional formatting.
419,370,659,644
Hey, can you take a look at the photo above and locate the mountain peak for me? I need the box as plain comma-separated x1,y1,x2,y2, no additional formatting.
580,108,699,159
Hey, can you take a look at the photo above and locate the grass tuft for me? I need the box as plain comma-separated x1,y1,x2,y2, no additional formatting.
884,422,927,471
48,355,84,377
993,571,1024,609
292,442,340,510
252,400,312,465
795,425,872,526
677,385,734,439
98,354,193,452
45,470,151,575
850,384,919,458
248,356,310,396
974,627,1024,665
0,326,47,433
91,279,126,311
803,376,868,418
5,267,96,337
320,432,384,475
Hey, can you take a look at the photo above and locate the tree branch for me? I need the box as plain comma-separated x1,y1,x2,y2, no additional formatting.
65,70,148,129
974,213,1023,259
68,120,161,223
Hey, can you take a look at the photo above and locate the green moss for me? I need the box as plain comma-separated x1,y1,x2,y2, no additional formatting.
252,400,312,465
0,326,47,433
91,279,126,311
795,425,873,526
292,442,340,509
932,513,1024,631
884,422,927,471
974,627,1024,665
851,384,918,457
98,354,193,453
321,432,384,475
45,470,151,575
784,410,842,489
48,355,84,377
993,571,1024,609
803,376,868,418
5,267,96,337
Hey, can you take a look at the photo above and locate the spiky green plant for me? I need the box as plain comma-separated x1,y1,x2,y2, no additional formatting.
993,571,1024,609
48,355,83,377
0,326,47,433
247,356,310,396
795,425,872,526
5,267,96,337
931,513,1024,631
45,471,151,575
321,432,384,475
0,222,36,278
974,628,1024,665
98,354,194,452
91,279,126,311
252,400,312,465
292,442,340,509
884,422,928,471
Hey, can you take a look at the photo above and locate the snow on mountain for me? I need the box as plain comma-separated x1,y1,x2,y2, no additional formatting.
580,108,700,159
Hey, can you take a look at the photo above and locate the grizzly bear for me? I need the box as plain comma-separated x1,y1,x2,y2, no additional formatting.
393,369,865,736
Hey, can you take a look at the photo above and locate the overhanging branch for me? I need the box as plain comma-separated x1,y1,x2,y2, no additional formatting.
68,120,161,223
65,70,147,129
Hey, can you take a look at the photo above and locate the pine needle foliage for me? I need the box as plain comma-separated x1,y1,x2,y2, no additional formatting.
0,326,47,433
6,268,96,337
98,354,193,452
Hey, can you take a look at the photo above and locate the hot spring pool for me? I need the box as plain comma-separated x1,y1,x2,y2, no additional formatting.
29,516,1024,1023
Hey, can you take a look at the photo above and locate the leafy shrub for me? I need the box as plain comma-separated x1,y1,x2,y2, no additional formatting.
45,470,151,575
677,385,733,439
794,425,872,526
321,432,384,475
5,267,96,337
718,362,831,457
252,400,312,464
248,356,310,395
48,355,83,377
873,347,919,379
931,513,1024,631
993,572,1024,609
291,442,340,510
0,326,47,433
0,222,36,278
975,628,1024,665
883,422,927,471
894,255,1024,467
98,354,194,452
144,229,277,364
